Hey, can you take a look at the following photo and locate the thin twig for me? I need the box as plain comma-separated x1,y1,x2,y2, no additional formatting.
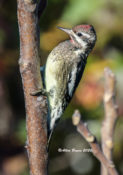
17,0,48,175
72,110,118,175
101,67,119,175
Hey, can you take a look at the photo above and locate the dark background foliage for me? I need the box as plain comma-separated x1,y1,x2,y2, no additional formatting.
0,0,123,175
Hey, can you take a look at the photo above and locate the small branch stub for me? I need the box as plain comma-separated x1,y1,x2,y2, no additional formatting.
72,110,95,143
72,109,81,126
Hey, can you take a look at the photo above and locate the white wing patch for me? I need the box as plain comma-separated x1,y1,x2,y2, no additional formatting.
68,66,77,97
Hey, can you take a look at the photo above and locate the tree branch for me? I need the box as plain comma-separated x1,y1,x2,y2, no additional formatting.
72,110,118,175
17,0,48,175
101,67,119,175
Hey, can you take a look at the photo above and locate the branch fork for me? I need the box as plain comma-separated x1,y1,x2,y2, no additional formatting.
72,68,119,175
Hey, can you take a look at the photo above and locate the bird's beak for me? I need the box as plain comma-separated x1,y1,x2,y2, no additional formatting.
57,26,73,35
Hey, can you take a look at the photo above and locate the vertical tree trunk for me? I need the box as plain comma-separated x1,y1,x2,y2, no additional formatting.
17,0,48,175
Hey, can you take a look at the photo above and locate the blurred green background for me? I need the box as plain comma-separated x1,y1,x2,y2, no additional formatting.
0,0,123,175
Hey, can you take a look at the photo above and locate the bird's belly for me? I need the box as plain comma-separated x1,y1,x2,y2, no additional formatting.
45,60,57,90
45,57,68,106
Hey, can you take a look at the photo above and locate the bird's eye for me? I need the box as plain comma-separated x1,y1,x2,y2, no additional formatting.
77,32,83,37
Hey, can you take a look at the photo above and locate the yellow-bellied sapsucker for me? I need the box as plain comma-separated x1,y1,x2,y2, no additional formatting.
40,24,96,140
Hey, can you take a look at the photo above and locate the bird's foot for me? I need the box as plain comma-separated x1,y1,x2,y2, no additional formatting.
30,88,48,96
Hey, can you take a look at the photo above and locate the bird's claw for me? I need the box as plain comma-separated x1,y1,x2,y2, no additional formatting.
30,88,48,96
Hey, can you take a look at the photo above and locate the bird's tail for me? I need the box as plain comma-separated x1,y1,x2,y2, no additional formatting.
47,105,62,150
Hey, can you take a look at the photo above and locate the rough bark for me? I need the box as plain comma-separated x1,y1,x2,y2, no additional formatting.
17,0,48,175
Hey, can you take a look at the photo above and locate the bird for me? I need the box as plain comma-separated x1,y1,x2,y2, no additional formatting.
40,24,97,142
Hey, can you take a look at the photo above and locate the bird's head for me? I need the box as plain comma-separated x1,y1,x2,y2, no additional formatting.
57,25,96,52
